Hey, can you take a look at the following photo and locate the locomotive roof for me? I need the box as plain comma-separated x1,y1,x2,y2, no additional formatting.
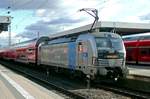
49,21,150,39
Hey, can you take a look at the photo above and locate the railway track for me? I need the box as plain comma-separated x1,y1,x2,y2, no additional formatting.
94,83,150,99
0,60,149,99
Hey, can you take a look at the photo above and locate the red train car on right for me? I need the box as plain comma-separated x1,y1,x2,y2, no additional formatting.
122,32,150,64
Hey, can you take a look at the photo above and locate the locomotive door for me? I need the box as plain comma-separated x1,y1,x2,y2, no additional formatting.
77,41,88,67
68,42,76,70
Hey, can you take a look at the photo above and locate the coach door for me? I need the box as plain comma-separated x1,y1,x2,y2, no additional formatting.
77,41,88,67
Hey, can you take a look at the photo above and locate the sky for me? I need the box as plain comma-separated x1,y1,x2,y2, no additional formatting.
0,0,150,47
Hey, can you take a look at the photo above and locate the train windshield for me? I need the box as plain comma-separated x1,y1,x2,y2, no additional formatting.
95,38,111,48
110,38,123,50
95,37,123,51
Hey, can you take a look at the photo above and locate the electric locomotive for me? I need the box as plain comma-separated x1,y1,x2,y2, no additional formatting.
38,31,128,80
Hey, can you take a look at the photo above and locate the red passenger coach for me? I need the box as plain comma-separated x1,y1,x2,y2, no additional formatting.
0,37,49,64
0,38,37,63
0,48,15,60
123,32,150,64
14,39,37,63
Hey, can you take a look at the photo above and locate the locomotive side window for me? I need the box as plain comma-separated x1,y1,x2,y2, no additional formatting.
78,42,83,52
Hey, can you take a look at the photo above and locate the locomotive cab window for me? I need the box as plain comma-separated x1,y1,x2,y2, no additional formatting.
95,37,110,49
95,37,123,51
111,38,124,50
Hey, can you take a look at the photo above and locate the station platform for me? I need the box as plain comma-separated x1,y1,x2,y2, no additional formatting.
128,65,150,77
0,76,16,99
127,65,150,82
0,64,65,99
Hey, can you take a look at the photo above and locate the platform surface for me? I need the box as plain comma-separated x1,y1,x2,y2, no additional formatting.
0,64,65,99
128,65,150,77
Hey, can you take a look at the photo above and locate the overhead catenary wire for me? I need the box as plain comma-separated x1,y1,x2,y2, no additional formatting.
10,0,109,32
14,0,48,29
13,0,49,43
0,8,9,15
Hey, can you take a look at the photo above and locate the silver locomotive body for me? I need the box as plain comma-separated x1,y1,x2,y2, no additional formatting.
38,32,128,80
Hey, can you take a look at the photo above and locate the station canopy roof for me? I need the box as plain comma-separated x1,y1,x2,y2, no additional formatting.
97,21,150,35
49,21,150,39
0,16,11,33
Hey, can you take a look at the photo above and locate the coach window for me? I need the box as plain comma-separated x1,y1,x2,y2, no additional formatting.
140,48,149,55
141,36,150,40
123,37,131,41
27,48,34,53
131,36,139,41
126,48,132,53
